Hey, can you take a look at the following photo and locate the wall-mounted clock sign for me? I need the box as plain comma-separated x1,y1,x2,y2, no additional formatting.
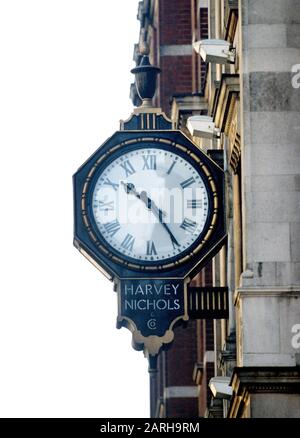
73,127,225,358
74,130,224,278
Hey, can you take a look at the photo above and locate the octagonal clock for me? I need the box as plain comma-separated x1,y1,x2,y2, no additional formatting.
73,129,226,281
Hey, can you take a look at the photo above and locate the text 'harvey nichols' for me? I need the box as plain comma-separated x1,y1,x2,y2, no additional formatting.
123,282,182,312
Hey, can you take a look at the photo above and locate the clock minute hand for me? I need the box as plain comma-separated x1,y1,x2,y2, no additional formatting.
140,190,165,220
162,222,180,249
121,183,179,247
140,191,180,248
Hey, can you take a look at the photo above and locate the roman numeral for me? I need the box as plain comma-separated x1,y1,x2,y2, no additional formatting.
120,160,135,177
142,154,156,170
121,234,135,251
146,240,157,255
187,199,202,209
99,200,114,211
180,177,195,189
103,219,121,237
167,160,176,175
103,178,119,191
180,218,197,233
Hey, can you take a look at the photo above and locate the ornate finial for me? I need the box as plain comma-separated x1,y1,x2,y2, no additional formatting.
131,39,161,108
139,40,150,56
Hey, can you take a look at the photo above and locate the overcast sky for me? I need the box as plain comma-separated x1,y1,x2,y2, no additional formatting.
0,0,150,418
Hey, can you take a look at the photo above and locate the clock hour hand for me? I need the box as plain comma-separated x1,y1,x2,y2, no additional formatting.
121,181,139,197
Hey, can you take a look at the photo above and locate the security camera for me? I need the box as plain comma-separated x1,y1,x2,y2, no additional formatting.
209,376,232,400
193,39,235,64
187,115,221,139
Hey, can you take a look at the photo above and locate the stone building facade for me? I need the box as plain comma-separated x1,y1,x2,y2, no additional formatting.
131,0,300,417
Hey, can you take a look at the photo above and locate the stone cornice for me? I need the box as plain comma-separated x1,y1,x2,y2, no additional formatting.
234,286,300,305
212,74,240,172
224,0,239,43
231,367,300,394
213,74,239,132
228,366,300,417
171,94,207,124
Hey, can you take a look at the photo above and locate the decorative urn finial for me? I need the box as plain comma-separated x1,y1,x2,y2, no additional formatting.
131,41,161,108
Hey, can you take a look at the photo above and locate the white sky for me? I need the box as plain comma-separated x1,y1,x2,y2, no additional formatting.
0,0,150,418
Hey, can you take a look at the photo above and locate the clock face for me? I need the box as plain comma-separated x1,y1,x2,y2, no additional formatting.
90,145,211,265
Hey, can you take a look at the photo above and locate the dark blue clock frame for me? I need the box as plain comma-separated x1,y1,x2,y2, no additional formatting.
73,129,226,281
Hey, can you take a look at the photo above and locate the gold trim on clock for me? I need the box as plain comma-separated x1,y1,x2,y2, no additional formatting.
81,137,219,271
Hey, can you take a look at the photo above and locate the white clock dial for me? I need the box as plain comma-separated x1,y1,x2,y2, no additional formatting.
91,147,209,262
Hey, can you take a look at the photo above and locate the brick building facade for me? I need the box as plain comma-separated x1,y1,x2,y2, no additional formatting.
131,0,300,418
132,0,217,418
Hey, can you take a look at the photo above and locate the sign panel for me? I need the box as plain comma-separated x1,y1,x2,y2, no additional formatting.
117,278,188,355
120,278,185,337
